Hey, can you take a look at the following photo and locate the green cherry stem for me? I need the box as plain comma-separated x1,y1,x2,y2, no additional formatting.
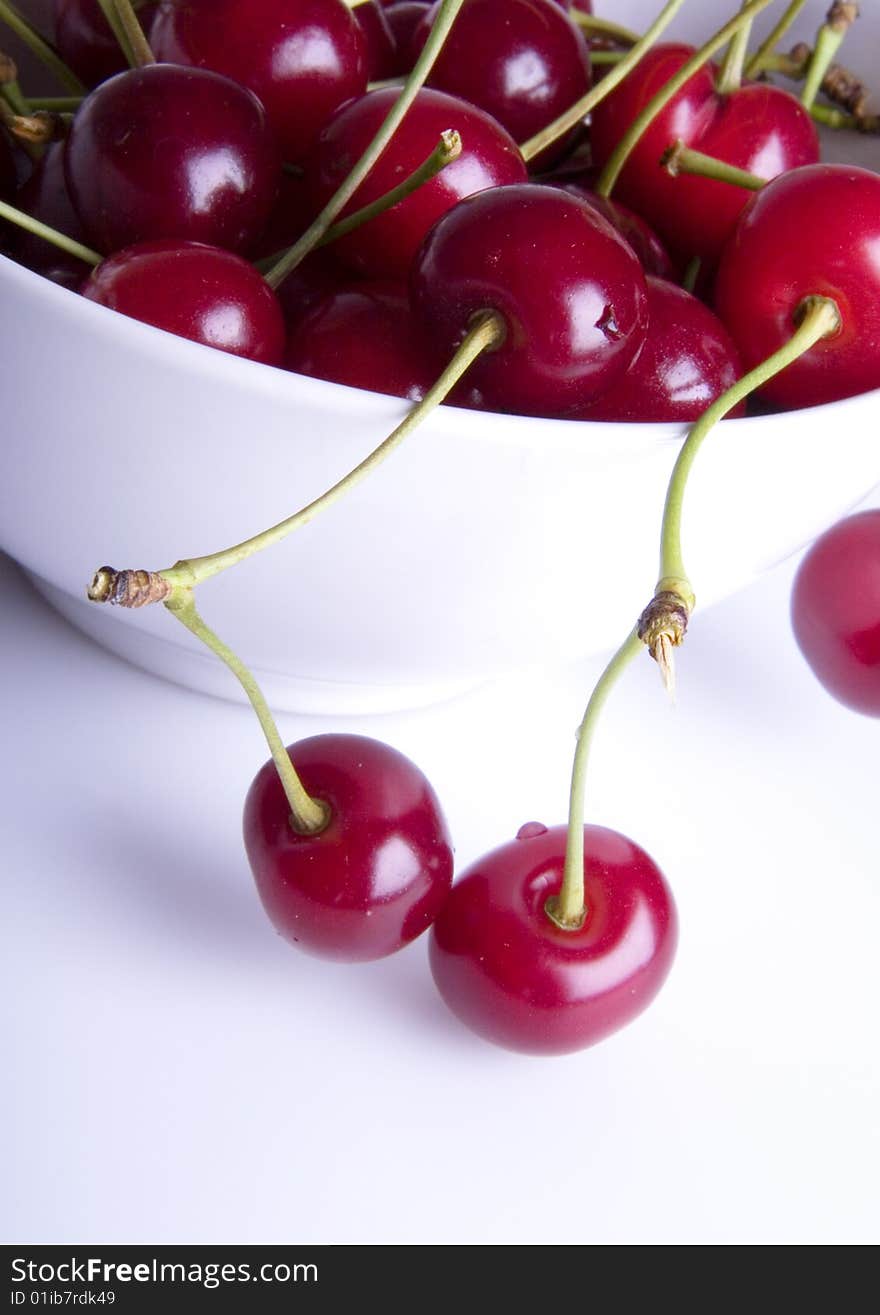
163,588,328,835
715,3,753,95
744,0,807,77
595,0,774,199
569,12,640,46
157,312,503,591
801,2,858,111
264,0,468,288
261,130,462,283
662,138,766,190
0,195,102,264
109,0,155,67
548,295,842,933
95,0,136,68
546,627,644,931
23,95,83,110
0,51,29,114
656,294,841,638
520,0,685,164
0,1,86,95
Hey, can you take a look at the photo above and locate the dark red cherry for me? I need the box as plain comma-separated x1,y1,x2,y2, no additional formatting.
64,64,280,255
714,164,880,409
430,822,677,1055
306,86,527,281
382,3,431,75
571,277,743,421
353,0,398,81
54,0,158,88
590,44,819,264
81,240,286,365
411,183,648,415
411,0,591,164
243,734,454,962
150,0,368,163
552,178,675,278
286,281,440,400
3,141,91,289
791,511,880,717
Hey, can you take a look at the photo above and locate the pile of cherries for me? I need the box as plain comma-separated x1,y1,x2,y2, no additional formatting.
3,0,880,1056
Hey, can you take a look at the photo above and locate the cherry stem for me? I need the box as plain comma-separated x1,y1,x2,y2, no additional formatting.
0,51,28,113
3,106,63,144
716,3,753,95
595,0,774,199
0,2,85,95
549,295,842,932
569,12,640,47
547,627,644,931
657,295,841,615
744,0,807,78
811,101,877,131
520,0,686,164
264,0,468,289
24,95,83,110
801,3,858,112
94,0,135,68
159,311,504,592
681,255,700,293
109,0,155,68
662,138,766,190
163,588,329,836
261,130,462,283
0,195,102,264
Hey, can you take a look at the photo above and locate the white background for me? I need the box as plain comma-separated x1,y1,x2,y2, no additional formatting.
3,495,879,1244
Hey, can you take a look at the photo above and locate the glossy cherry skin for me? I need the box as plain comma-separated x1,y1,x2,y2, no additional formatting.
243,734,454,962
430,822,677,1055
382,3,432,75
572,277,743,421
411,183,648,415
65,64,280,255
81,241,286,365
3,142,91,289
286,281,441,400
714,165,880,410
306,87,527,281
590,44,819,264
150,0,368,163
552,179,675,278
353,0,398,81
54,0,158,88
411,0,591,165
791,511,880,716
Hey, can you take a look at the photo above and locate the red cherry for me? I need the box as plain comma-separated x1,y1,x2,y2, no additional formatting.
571,276,743,422
552,178,675,278
353,0,398,81
243,734,454,962
64,64,280,255
590,44,819,264
382,3,432,75
410,182,648,415
411,0,591,165
4,141,90,289
430,822,677,1055
150,0,368,163
714,164,880,409
54,0,159,88
791,510,880,717
306,86,527,281
285,281,440,400
81,240,286,365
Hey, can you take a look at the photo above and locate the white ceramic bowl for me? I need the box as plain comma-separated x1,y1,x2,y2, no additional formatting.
2,0,879,713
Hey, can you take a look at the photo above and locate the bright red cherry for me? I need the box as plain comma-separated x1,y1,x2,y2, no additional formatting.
410,183,648,415
552,178,675,278
411,0,591,164
285,281,440,400
791,510,880,717
714,164,880,409
4,142,90,289
590,43,819,264
306,86,527,281
54,0,158,87
150,0,368,163
81,241,286,365
572,277,743,422
243,734,454,962
430,822,677,1055
64,64,280,255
